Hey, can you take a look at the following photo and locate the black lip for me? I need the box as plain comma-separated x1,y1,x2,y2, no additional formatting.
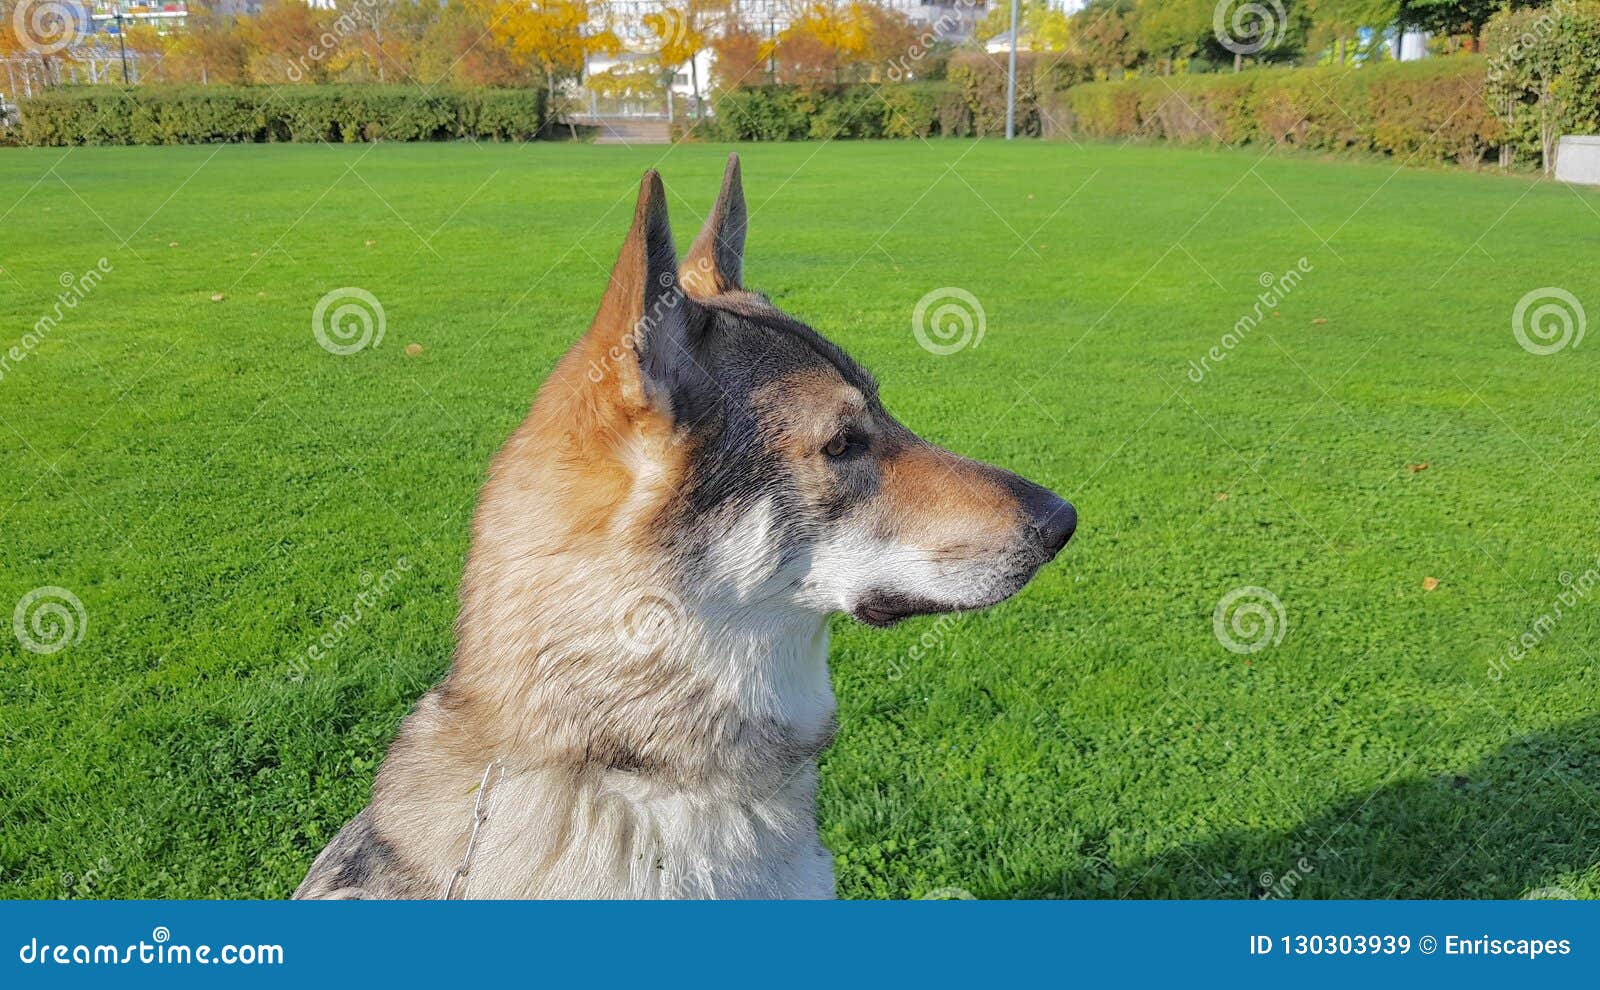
851,592,950,628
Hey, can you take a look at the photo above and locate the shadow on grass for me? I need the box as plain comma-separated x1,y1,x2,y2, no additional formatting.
1021,715,1600,899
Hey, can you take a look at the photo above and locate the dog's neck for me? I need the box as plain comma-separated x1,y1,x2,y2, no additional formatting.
442,533,837,789
371,557,838,897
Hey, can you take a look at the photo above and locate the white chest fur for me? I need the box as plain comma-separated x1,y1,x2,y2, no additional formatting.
450,622,837,899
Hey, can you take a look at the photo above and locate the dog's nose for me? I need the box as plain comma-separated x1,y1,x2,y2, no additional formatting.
1024,489,1076,555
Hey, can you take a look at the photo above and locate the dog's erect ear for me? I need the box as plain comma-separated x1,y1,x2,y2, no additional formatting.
590,170,697,414
681,154,746,297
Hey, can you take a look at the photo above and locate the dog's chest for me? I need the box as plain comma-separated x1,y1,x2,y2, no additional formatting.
461,627,839,898
466,756,833,899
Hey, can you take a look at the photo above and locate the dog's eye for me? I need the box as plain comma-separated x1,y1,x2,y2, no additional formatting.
823,432,863,459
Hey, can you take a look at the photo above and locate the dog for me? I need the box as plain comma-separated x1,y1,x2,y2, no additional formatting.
294,156,1075,899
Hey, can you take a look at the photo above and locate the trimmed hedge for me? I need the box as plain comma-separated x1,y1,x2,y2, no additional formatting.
13,86,547,146
706,55,1066,141
944,53,1057,138
1059,58,1503,165
707,83,946,141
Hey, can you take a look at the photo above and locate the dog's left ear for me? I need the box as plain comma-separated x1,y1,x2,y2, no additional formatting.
681,154,746,297
589,169,702,416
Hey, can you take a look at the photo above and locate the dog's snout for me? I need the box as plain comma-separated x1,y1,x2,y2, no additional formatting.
1023,487,1076,555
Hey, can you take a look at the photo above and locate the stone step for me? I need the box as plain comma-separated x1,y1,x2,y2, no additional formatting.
587,118,672,145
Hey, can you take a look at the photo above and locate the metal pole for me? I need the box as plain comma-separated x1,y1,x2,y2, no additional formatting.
1005,0,1018,139
115,11,130,85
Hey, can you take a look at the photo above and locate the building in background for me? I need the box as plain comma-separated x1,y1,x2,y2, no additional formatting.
732,0,989,44
88,1,190,36
1394,29,1430,60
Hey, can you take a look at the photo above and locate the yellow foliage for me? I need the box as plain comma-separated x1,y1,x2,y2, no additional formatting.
783,1,874,61
482,0,596,78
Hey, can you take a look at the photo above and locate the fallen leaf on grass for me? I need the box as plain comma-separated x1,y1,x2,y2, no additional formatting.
1422,576,1439,591
405,343,423,356
1312,317,1328,325
210,293,225,302
1215,492,1230,501
1408,462,1429,473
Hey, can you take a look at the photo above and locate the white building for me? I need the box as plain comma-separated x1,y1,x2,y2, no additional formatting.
1394,29,1430,61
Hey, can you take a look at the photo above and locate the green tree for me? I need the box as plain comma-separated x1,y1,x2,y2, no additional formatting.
1398,0,1536,36
1133,0,1214,72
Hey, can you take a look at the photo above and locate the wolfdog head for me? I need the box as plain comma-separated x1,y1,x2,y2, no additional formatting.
465,156,1073,665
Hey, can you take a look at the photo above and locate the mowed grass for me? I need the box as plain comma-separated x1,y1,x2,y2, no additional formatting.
2,139,1599,900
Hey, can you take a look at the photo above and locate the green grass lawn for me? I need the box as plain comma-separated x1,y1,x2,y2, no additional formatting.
2,139,1598,899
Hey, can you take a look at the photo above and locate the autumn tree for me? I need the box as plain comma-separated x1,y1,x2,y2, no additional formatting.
0,0,79,90
414,0,533,88
977,0,1074,53
121,23,177,83
709,19,767,88
775,1,872,85
245,0,335,83
160,4,252,85
1069,0,1139,79
490,0,597,99
335,0,438,84
861,3,921,78
654,0,732,115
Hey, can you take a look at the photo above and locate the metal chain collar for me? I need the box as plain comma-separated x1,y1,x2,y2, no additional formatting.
445,759,504,900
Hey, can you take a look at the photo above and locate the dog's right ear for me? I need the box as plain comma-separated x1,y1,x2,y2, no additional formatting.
587,170,700,416
681,154,746,297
